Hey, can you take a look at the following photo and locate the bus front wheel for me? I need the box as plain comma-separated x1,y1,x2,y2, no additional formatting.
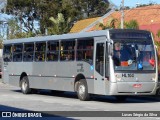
21,76,31,94
77,79,90,101
156,88,160,96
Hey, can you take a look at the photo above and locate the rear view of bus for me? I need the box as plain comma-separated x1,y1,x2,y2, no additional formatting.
109,29,158,97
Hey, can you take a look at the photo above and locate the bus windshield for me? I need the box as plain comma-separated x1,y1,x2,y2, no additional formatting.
113,41,155,71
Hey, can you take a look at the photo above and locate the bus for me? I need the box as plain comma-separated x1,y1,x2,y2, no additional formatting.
2,29,159,101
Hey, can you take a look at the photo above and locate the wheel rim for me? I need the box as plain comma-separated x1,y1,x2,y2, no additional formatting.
22,81,27,91
78,84,85,97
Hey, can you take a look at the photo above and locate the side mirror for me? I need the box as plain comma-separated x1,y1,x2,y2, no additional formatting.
108,43,113,56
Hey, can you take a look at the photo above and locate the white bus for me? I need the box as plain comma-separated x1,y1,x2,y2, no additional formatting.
2,29,158,101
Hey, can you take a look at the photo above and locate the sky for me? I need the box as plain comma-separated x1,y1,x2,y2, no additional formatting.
110,0,160,8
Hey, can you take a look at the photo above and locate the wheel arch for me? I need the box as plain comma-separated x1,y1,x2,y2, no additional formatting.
74,74,87,91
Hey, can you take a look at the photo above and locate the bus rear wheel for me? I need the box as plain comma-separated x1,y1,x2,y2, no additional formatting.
77,79,90,101
21,76,31,94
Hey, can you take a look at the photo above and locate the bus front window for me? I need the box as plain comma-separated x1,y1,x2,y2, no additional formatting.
113,42,155,71
138,44,155,70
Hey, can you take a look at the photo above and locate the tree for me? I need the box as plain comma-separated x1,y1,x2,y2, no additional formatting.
80,0,109,18
7,0,40,34
124,20,139,29
98,17,118,30
7,19,36,39
157,29,160,38
0,36,3,49
48,13,71,35
6,0,110,35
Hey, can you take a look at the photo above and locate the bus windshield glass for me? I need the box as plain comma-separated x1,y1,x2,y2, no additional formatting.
113,41,155,71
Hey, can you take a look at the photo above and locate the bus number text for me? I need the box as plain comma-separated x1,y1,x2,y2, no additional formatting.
122,73,134,78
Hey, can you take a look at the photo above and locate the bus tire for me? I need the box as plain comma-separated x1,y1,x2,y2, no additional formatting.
156,88,160,96
21,76,31,94
77,79,90,101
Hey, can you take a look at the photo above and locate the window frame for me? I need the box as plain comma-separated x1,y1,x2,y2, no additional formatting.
76,38,94,64
60,40,75,61
23,42,34,62
12,43,23,62
46,40,60,62
3,44,13,62
34,42,46,62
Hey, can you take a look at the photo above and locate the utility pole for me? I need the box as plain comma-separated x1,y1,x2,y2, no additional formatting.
121,0,124,29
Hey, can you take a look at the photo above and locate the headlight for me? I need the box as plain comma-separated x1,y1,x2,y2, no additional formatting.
115,74,122,81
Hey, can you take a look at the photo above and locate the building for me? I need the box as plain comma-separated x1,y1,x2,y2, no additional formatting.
70,5,160,41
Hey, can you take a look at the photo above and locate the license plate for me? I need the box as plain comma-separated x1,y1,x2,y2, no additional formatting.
133,84,142,88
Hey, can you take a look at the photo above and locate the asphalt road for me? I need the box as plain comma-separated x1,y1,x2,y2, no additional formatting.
0,82,160,120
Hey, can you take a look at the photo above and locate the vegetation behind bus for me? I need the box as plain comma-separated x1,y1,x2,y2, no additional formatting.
6,0,109,35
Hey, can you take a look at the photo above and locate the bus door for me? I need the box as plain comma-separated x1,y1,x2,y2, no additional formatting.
94,38,106,95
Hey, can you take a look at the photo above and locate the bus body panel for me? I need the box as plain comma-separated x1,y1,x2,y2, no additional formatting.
114,73,156,82
117,82,156,94
108,82,157,95
6,61,94,92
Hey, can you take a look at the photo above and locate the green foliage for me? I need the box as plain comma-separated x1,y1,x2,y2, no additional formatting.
48,13,71,35
124,20,139,29
98,17,118,30
8,31,36,39
6,0,109,35
136,2,157,8
7,0,38,34
0,36,4,49
157,29,160,38
6,18,37,39
7,19,20,35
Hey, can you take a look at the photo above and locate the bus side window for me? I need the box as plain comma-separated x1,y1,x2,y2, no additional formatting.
47,41,59,61
13,44,23,62
3,45,12,62
23,43,34,62
35,42,46,62
77,39,93,64
60,40,75,61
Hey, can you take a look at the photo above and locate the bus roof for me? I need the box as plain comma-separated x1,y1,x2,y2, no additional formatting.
3,30,109,44
3,29,151,44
